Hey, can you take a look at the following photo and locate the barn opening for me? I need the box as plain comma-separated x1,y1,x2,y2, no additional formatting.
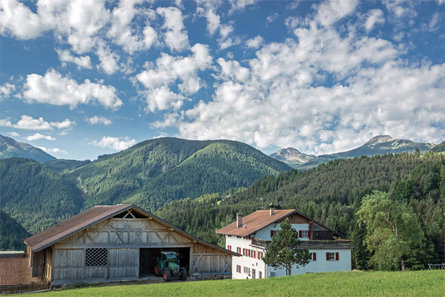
139,247,190,277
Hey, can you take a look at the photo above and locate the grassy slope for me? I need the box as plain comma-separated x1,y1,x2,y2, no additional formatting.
26,271,445,297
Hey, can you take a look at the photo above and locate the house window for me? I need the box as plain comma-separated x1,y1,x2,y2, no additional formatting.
270,230,276,238
85,248,108,266
237,247,241,254
227,245,232,251
259,271,262,278
299,230,308,238
326,252,339,261
312,252,317,261
236,265,241,273
244,266,251,275
269,271,275,277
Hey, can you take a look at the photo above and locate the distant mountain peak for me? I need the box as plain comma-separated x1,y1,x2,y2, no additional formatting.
366,135,393,145
270,147,315,165
0,134,55,163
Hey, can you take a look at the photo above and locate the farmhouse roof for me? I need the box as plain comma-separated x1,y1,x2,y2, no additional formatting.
216,209,341,238
24,204,237,256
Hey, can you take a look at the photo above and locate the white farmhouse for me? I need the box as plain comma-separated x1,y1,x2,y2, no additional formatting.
216,205,351,279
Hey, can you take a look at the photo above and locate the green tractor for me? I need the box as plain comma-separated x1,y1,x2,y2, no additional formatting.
154,251,188,282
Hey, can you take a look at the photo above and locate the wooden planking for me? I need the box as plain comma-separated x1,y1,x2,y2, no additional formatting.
288,213,310,224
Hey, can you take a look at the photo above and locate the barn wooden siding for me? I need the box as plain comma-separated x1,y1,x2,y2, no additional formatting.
42,217,231,285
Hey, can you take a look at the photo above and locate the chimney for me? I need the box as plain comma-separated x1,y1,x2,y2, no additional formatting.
236,213,243,228
269,203,275,216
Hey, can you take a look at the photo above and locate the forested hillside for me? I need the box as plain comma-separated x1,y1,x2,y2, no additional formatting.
157,153,445,268
0,210,29,250
0,158,83,234
65,137,290,210
0,138,290,245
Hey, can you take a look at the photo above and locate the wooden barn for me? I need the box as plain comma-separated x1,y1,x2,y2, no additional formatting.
24,204,236,286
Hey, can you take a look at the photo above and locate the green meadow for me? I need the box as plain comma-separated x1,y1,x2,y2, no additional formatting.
22,270,445,297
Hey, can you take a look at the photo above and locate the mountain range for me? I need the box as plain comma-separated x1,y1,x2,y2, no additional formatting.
0,137,290,241
270,135,437,169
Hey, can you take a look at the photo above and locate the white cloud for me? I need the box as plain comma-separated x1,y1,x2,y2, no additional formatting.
0,115,76,131
107,0,157,54
57,49,92,69
159,0,445,155
26,133,55,141
91,136,136,151
0,82,15,98
96,42,120,75
8,132,19,137
365,9,385,33
88,116,112,125
0,0,51,39
228,0,256,13
204,9,220,36
246,35,263,48
136,43,212,111
22,69,122,109
156,7,189,52
38,146,67,155
144,86,186,112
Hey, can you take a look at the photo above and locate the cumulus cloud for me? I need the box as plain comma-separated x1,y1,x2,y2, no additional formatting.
96,42,120,75
91,136,136,151
228,0,256,13
0,115,75,131
22,70,122,109
159,0,445,155
0,82,15,98
26,133,55,141
157,7,189,52
0,0,51,39
57,49,92,69
136,43,212,111
365,9,385,33
107,0,157,54
88,116,112,125
246,36,263,48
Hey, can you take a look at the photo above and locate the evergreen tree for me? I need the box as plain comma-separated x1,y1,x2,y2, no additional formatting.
263,218,311,275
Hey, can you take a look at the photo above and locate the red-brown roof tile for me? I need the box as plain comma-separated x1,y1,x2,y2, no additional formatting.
216,209,296,237
24,204,132,252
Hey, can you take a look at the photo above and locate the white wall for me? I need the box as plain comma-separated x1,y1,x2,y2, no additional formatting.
226,236,266,280
267,249,351,277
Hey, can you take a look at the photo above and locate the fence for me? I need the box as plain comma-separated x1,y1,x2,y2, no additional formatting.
428,263,445,270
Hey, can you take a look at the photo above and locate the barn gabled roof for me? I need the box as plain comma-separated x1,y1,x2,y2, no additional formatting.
216,208,342,238
24,204,237,256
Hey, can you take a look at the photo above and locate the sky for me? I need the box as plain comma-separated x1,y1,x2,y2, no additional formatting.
0,0,444,161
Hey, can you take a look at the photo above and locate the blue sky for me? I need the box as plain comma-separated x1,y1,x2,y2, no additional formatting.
0,0,444,160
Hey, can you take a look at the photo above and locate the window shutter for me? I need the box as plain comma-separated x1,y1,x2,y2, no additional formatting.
336,252,339,261
326,252,329,260
270,230,274,238
299,230,303,237
308,230,311,238
313,253,316,261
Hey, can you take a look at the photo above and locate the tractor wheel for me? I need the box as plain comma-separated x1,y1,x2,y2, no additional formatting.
180,268,187,281
163,269,171,282
154,265,160,276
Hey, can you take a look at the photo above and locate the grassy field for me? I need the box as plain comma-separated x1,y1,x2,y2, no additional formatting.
21,270,445,297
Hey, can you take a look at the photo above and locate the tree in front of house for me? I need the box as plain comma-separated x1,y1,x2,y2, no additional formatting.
356,190,426,270
263,218,311,275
